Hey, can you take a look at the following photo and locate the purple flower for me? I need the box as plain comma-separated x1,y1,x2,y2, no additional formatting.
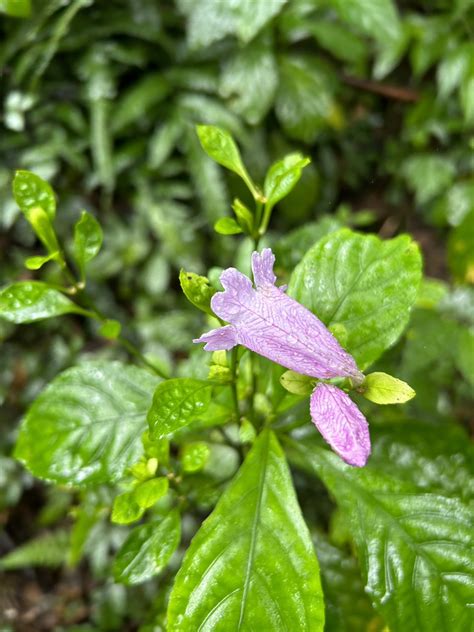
194,248,370,466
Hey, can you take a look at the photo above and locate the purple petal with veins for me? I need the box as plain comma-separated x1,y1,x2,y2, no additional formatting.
310,383,370,467
194,248,363,382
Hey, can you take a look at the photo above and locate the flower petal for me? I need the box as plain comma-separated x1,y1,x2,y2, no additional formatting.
210,268,253,321
310,383,370,467
193,325,238,351
251,248,276,287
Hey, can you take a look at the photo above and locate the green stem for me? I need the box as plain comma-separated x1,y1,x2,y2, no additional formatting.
230,347,241,423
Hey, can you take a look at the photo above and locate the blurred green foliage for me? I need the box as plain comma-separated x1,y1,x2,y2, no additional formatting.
0,0,473,630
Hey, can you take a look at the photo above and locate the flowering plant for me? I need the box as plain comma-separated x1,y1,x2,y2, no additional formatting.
1,125,471,632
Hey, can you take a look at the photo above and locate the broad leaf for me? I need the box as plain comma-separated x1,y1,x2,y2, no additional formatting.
0,282,86,324
21,206,60,255
286,429,474,632
147,378,213,440
214,217,242,235
179,0,286,48
73,210,103,280
328,0,402,46
289,229,422,369
113,510,181,585
276,55,343,143
220,40,278,124
13,170,56,219
179,270,215,317
361,372,415,404
168,430,324,631
15,362,159,487
132,477,169,509
0,0,31,17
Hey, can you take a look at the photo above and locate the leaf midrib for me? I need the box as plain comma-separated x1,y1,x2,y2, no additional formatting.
238,430,270,630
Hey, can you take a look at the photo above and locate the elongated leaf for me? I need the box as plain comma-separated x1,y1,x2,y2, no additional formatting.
168,430,324,631
179,0,286,48
13,170,56,219
113,510,181,585
15,362,159,487
0,282,85,323
329,0,402,45
73,210,103,280
147,378,213,440
288,229,422,369
286,432,474,632
264,153,311,213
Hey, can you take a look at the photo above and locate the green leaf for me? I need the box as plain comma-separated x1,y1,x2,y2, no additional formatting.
309,21,368,65
456,327,474,386
219,40,278,125
0,530,69,570
435,180,474,227
147,378,213,440
313,531,382,632
98,318,122,340
112,73,169,133
132,477,169,509
15,362,159,487
214,217,242,235
13,170,56,220
178,0,286,48
24,252,57,271
361,372,415,404
181,442,210,473
168,430,324,631
22,205,60,256
288,229,422,369
287,434,474,632
111,491,144,525
328,0,402,46
279,370,314,396
276,55,343,143
232,198,254,233
402,155,455,205
0,0,31,17
196,125,260,200
448,210,474,283
73,211,103,280
461,69,474,123
262,153,310,230
179,270,216,317
113,510,181,585
0,282,85,324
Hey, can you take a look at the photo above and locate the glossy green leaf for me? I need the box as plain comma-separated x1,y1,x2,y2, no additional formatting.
447,210,474,283
220,40,278,125
147,378,213,440
24,252,57,271
179,0,286,48
168,430,324,631
22,205,60,255
280,370,314,395
111,491,144,525
132,477,169,509
181,442,210,473
361,372,415,404
13,170,56,219
0,0,31,17
232,198,253,233
287,433,474,632
179,270,216,317
329,0,402,45
0,282,86,324
288,229,422,369
113,510,181,585
214,217,242,235
15,362,158,487
313,531,382,632
263,153,310,217
276,55,343,143
196,125,260,200
73,210,103,280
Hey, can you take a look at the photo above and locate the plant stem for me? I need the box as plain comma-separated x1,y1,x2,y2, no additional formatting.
230,347,241,422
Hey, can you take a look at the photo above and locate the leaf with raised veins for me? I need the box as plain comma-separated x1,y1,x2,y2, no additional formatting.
15,362,159,487
168,430,324,631
286,431,474,632
0,282,86,324
289,229,422,370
